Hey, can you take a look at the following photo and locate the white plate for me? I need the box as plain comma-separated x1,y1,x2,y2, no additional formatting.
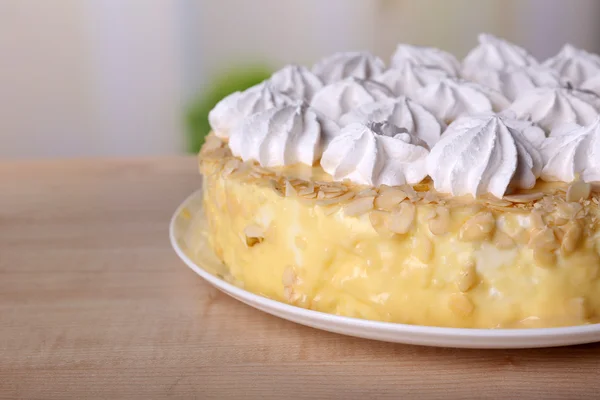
170,190,600,349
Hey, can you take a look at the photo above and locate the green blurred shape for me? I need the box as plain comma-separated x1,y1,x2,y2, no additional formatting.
186,65,273,153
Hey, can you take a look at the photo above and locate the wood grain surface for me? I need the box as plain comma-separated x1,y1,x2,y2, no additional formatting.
2,157,600,400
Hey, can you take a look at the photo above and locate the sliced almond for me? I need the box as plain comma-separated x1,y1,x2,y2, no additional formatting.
414,233,433,263
400,184,418,200
297,182,315,197
344,196,375,217
561,221,583,255
374,189,408,211
504,192,544,203
421,191,439,204
357,188,378,198
201,135,224,154
244,224,265,247
252,164,276,177
530,209,546,230
387,201,416,234
459,211,495,242
529,227,558,251
557,201,583,220
484,197,513,207
532,228,559,251
513,229,530,245
322,205,341,216
269,179,284,197
428,206,450,236
316,191,355,207
448,293,474,317
369,210,393,237
222,158,241,176
494,230,515,249
285,180,297,197
456,261,478,292
566,181,592,203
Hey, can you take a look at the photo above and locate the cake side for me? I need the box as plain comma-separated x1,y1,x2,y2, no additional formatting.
199,136,600,328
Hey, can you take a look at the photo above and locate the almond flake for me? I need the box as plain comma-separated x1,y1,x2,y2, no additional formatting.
561,221,583,255
529,227,558,251
504,192,544,203
387,201,415,234
456,261,477,292
344,196,375,217
369,210,393,236
374,189,408,211
400,184,418,200
244,224,265,247
421,191,439,204
428,206,450,236
316,191,355,206
222,158,241,176
459,211,495,242
357,188,378,198
567,181,592,203
285,180,297,197
414,233,433,263
448,293,474,317
494,231,515,249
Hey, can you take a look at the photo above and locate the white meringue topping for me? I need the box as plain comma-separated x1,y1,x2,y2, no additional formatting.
581,75,600,97
312,51,386,84
427,114,543,198
414,79,510,124
339,96,442,148
462,34,538,80
473,65,562,101
373,63,449,97
228,104,338,168
543,44,600,86
508,87,600,132
208,83,300,138
391,44,460,76
540,116,600,183
309,77,393,122
320,122,429,187
268,65,323,101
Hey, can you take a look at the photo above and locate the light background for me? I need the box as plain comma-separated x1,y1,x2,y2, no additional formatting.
2,0,599,158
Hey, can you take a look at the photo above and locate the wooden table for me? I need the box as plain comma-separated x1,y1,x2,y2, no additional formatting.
2,157,600,399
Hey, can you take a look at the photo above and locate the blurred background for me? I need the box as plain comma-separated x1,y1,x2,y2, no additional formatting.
2,0,600,159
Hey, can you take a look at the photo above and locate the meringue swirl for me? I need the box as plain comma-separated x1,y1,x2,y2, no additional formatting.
540,116,600,183
543,44,600,86
462,34,538,80
312,51,386,84
339,96,442,148
427,114,543,198
477,65,561,101
391,44,460,76
228,104,338,168
373,63,449,97
414,79,509,124
310,77,393,122
321,122,429,187
268,65,323,101
508,87,600,133
209,83,299,138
